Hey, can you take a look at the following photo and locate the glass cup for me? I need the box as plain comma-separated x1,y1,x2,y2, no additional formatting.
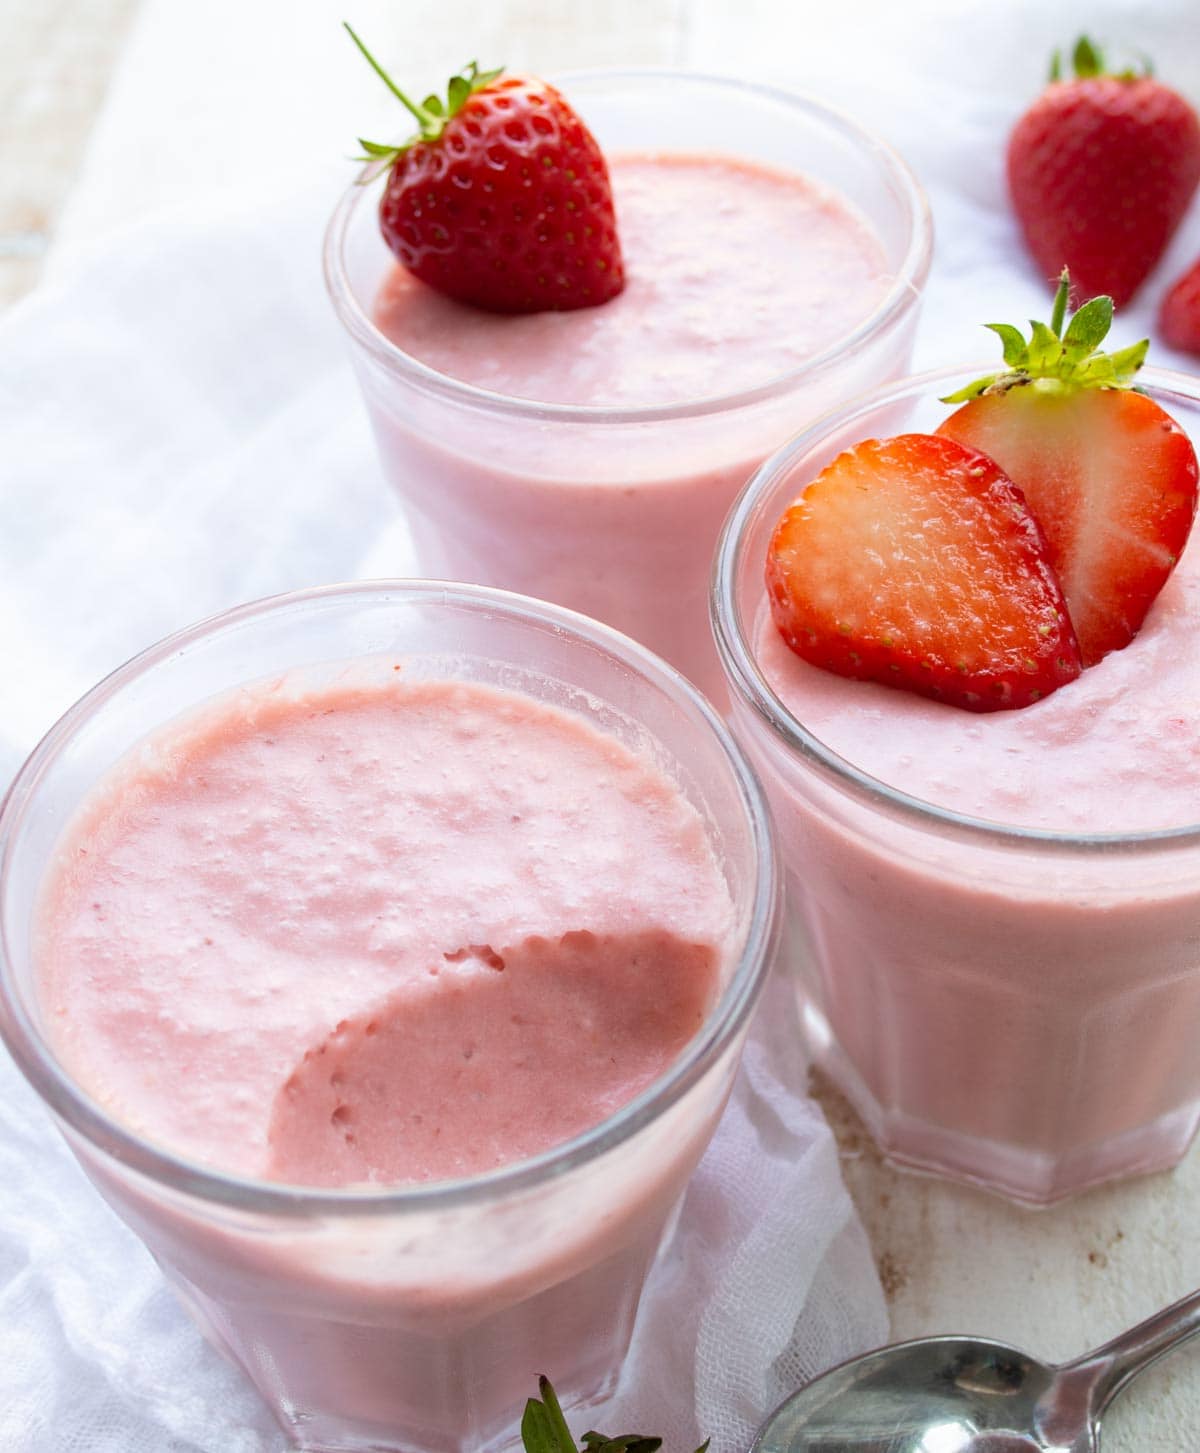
712,365,1200,1207
0,581,778,1453
323,70,932,706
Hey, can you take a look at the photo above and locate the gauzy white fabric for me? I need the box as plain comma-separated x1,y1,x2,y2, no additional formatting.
0,188,886,1451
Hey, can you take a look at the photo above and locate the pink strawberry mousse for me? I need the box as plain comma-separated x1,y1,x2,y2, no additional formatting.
756,541,1200,834
374,155,890,407
747,489,1200,1202
362,153,896,700
35,674,732,1184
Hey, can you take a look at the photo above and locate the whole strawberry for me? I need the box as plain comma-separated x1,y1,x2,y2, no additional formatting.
1008,36,1200,307
346,25,624,314
1160,256,1200,356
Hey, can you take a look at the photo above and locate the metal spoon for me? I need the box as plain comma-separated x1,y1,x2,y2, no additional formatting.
751,1287,1200,1452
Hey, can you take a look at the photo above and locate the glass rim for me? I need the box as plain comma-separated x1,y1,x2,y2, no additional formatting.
711,361,1200,853
0,579,779,1217
321,65,933,425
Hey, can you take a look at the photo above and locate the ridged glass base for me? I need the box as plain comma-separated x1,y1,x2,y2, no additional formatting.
800,993,1200,1207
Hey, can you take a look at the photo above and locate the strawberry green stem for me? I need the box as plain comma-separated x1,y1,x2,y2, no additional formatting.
344,27,504,167
1049,268,1069,338
343,22,440,136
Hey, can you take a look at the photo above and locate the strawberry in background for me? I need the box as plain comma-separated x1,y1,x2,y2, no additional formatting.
1008,36,1200,308
1160,257,1200,356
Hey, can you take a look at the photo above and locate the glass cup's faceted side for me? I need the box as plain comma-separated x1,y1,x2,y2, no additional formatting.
713,369,1200,1206
0,583,778,1451
325,71,931,704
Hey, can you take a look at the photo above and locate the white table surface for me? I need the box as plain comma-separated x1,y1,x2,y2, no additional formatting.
12,0,1200,1447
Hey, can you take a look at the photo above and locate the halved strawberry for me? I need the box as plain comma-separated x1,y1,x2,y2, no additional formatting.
766,434,1082,713
938,274,1199,665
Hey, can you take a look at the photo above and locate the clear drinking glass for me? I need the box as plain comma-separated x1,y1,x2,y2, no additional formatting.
324,70,931,705
0,581,778,1452
712,366,1200,1207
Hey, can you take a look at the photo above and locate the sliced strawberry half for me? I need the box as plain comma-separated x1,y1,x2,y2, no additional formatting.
766,433,1083,713
938,274,1199,665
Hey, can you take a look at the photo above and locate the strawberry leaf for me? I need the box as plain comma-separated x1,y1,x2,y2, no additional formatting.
940,376,996,404
1048,33,1152,83
1073,35,1103,78
355,137,401,158
940,270,1148,403
985,323,1028,368
522,1379,706,1453
1106,338,1150,381
523,1399,570,1453
538,1376,581,1453
1079,355,1118,387
350,136,405,174
1062,295,1113,357
447,73,471,113
1027,320,1062,371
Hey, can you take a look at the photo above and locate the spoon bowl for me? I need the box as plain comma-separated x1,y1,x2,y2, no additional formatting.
752,1288,1200,1453
753,1337,1061,1452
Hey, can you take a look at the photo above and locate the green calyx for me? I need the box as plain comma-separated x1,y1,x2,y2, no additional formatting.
940,270,1149,404
1048,34,1151,84
520,1376,709,1453
344,22,502,166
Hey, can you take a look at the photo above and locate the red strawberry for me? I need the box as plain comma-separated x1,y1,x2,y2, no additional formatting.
765,433,1082,713
346,25,623,314
938,275,1199,666
1160,256,1200,355
1008,36,1200,307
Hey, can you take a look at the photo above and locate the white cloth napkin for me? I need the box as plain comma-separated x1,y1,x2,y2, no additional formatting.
0,186,886,1451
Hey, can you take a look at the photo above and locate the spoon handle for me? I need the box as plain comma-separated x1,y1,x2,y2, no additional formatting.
1064,1286,1200,1415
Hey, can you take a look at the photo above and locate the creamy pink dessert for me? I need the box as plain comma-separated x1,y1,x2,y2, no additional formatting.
720,372,1200,1205
755,536,1200,833
36,674,731,1184
5,579,774,1453
345,148,913,702
374,155,890,408
751,552,1200,1190
29,657,747,1449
